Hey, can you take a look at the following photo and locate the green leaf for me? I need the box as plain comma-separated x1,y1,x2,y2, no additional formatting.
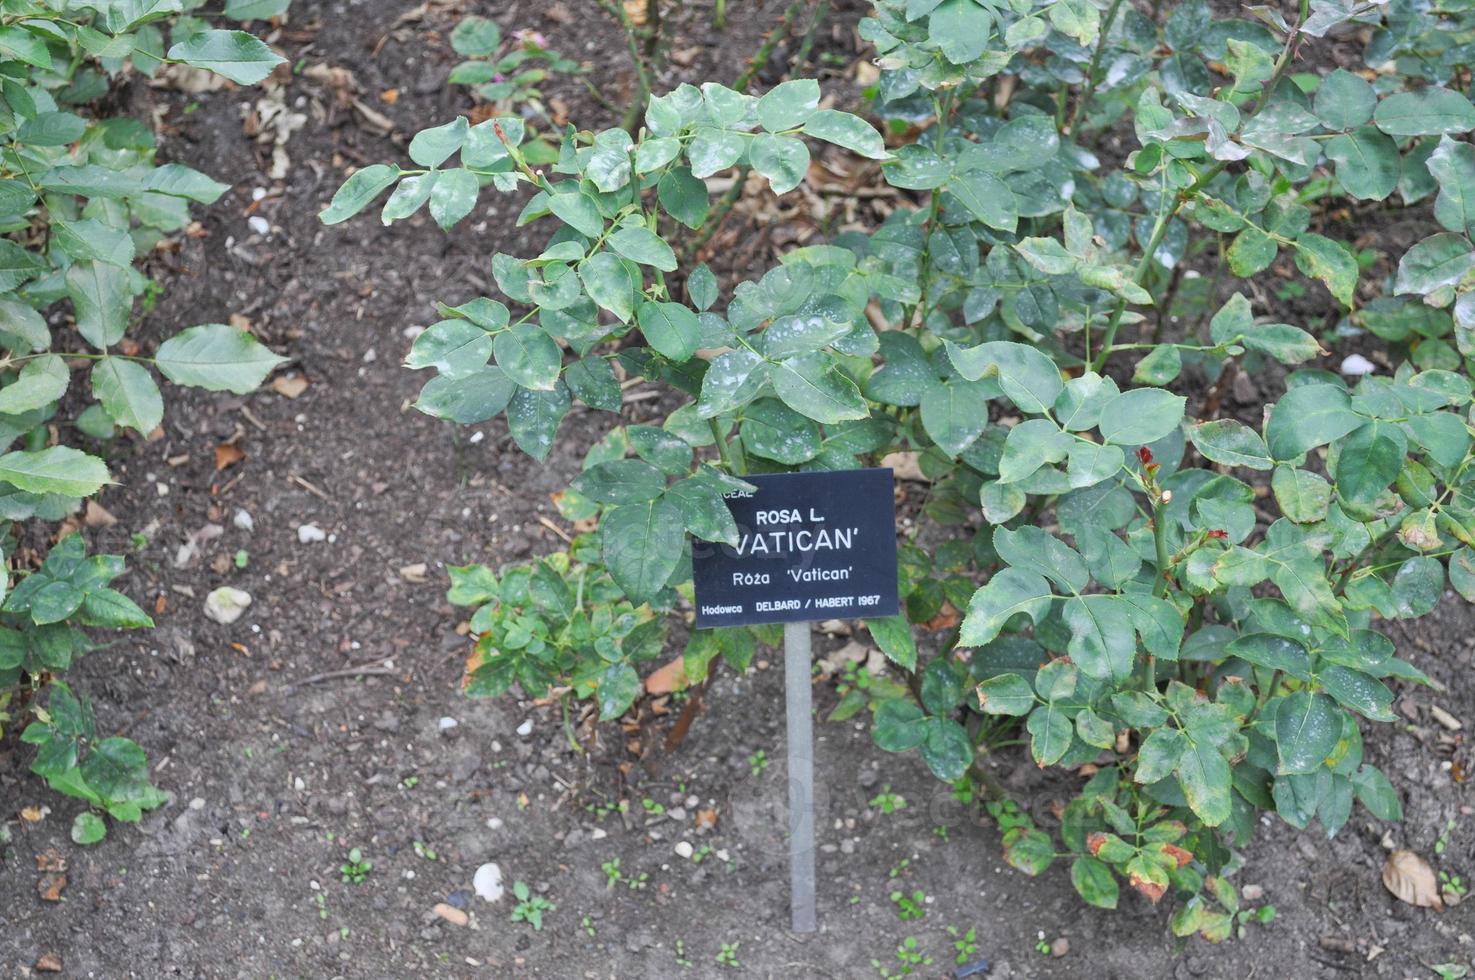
958,568,1053,647
506,385,569,460
492,324,561,391
144,164,230,203
0,298,49,351
757,79,820,132
1064,594,1136,682
1428,136,1475,236
0,447,109,496
997,418,1072,484
945,340,1061,414
1178,735,1232,827
55,219,135,268
866,616,916,671
770,353,868,424
1071,857,1119,910
1314,69,1375,130
71,811,106,845
416,367,516,423
597,662,641,720
32,581,84,624
608,226,678,272
1324,128,1400,201
1275,690,1341,775
1351,765,1402,821
1271,465,1331,523
449,15,501,55
950,170,1018,232
1224,633,1311,679
80,737,150,802
0,355,67,415
658,167,710,229
1293,234,1358,307
629,306,700,367
428,168,480,229
548,189,605,238
66,261,130,349
667,474,739,545
571,458,667,504
0,24,53,67
1336,422,1404,504
1373,87,1475,136
167,29,285,84
750,134,810,195
155,324,286,393
602,497,684,602
995,525,1089,593
920,717,973,781
17,111,87,147
801,109,888,159
381,172,437,222
1098,388,1185,446
579,253,638,323
919,380,991,455
975,673,1035,715
929,0,991,64
1027,702,1074,766
92,358,163,433
1264,384,1360,460
1319,665,1395,721
1135,728,1184,784
1396,232,1475,296
687,128,745,178
1002,828,1055,876
447,564,498,605
80,589,153,629
1189,419,1273,470
408,116,470,167
872,698,927,752
740,397,820,464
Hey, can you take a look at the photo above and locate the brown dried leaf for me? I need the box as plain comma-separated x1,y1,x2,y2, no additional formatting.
1382,849,1443,910
271,375,310,399
84,500,117,528
399,563,428,583
35,953,63,973
37,873,66,902
35,848,65,872
880,451,927,482
20,805,45,823
215,443,246,471
644,656,688,695
695,807,719,830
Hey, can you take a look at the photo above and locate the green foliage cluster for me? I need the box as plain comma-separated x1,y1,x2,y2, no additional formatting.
328,0,1475,936
1,0,289,838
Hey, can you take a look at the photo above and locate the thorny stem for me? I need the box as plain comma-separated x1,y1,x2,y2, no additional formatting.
593,0,655,135
1066,0,1125,135
1090,3,1307,372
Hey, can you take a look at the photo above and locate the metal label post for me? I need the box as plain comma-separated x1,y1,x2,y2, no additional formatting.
783,620,816,933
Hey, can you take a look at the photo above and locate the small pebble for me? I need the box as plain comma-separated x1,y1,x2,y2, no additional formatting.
297,524,326,544
516,719,533,737
233,509,255,532
474,862,504,902
203,587,252,625
247,215,270,236
1051,937,1070,958
1341,353,1375,376
438,717,459,732
1241,884,1264,901
674,841,694,859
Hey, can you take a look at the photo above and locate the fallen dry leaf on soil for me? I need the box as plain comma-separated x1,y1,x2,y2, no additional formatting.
881,451,926,482
1382,849,1443,910
215,443,246,471
695,807,719,830
272,375,309,399
35,848,65,872
644,656,688,695
84,500,117,527
37,873,66,902
34,953,62,973
20,805,46,823
399,563,428,583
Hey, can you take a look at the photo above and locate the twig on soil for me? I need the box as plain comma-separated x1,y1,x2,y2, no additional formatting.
290,662,398,689
290,474,332,501
536,515,572,543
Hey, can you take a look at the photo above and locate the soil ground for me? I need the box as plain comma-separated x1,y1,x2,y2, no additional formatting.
2,1,1474,977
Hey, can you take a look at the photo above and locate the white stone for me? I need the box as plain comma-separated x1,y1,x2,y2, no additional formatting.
297,523,327,544
438,717,459,731
674,841,694,859
204,587,252,625
1341,353,1376,376
248,215,270,236
516,718,533,737
233,509,255,532
473,862,504,903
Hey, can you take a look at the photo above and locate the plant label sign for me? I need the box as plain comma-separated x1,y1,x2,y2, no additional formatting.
692,468,899,628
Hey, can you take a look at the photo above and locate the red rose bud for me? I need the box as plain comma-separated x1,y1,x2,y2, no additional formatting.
493,121,508,144
1137,446,1153,464
1206,529,1228,540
